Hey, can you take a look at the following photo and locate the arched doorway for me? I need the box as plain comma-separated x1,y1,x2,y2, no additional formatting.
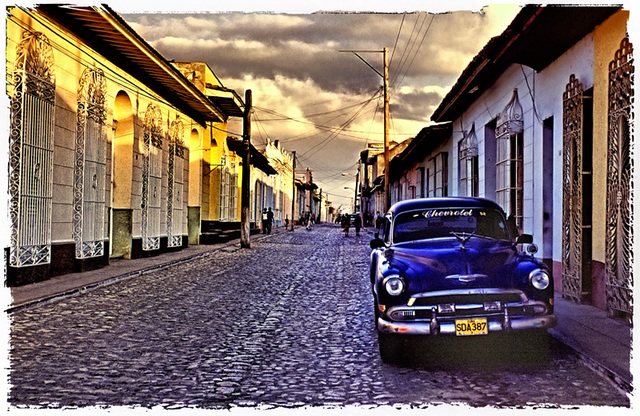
111,91,134,258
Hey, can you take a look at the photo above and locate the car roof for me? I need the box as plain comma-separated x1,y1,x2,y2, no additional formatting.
388,197,504,217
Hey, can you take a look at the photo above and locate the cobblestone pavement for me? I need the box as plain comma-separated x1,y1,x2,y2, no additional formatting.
8,225,630,410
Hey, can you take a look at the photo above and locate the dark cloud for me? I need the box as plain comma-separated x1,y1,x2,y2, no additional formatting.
125,11,500,95
390,89,443,122
121,6,520,204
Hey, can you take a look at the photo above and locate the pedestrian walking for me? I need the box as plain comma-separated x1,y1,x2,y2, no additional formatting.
354,212,362,236
341,214,350,236
267,207,274,234
262,208,268,234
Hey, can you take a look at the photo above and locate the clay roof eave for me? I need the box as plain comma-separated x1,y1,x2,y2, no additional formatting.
36,4,226,126
431,5,620,123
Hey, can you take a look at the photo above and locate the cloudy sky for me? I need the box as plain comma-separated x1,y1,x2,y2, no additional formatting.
117,1,523,210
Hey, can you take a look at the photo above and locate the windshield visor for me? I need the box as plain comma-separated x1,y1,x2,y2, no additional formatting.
393,208,510,243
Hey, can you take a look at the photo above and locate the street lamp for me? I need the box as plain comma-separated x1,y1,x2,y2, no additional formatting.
344,187,356,213
342,171,360,213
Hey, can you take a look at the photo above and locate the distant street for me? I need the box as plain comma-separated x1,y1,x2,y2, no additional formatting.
9,225,629,409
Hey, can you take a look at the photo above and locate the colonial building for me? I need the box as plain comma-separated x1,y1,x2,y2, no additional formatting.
358,140,408,218
4,5,272,286
294,168,318,224
390,5,633,320
255,139,294,229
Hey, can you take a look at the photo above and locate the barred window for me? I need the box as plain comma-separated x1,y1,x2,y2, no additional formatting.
74,67,107,259
496,89,524,231
168,117,184,247
458,124,479,197
142,104,163,251
9,31,55,267
430,152,448,197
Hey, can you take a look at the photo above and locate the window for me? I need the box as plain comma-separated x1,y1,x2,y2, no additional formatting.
393,208,510,243
9,31,56,267
168,117,185,247
142,104,163,251
496,89,524,232
430,152,448,197
74,67,107,259
417,167,425,198
220,156,230,221
459,124,479,197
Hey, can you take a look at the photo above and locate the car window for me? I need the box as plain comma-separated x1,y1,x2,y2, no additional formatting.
382,217,391,244
392,208,510,243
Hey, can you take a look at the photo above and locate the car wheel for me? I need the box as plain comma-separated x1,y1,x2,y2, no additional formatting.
378,332,405,364
373,298,380,326
521,329,550,363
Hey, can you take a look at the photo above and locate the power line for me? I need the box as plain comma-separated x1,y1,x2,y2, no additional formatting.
391,13,435,95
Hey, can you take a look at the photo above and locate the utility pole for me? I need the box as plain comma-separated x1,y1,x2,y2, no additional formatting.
290,151,296,231
340,48,390,213
319,188,322,223
383,47,390,213
240,90,251,248
354,170,360,213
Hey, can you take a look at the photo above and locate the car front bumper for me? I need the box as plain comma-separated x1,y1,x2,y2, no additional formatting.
378,314,557,336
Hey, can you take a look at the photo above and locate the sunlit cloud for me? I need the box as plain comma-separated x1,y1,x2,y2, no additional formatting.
123,3,522,206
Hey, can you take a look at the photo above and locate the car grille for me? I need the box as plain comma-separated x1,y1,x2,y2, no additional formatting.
388,289,547,322
411,292,524,306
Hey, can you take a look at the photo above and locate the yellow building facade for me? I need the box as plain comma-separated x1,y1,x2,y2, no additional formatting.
5,6,229,285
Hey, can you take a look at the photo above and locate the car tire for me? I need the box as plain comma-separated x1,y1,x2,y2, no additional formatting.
373,299,380,327
521,329,550,362
378,332,405,364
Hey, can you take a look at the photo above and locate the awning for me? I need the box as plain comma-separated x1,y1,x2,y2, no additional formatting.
226,137,277,175
207,85,245,118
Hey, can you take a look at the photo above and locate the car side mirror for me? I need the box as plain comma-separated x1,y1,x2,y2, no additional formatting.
370,238,385,249
516,234,533,244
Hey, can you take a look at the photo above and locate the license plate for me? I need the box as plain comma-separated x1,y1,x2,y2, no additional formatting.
455,318,488,336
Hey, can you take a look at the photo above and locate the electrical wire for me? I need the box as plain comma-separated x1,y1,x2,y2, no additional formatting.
389,11,425,88
520,65,544,124
391,14,435,96
388,12,407,70
298,89,381,159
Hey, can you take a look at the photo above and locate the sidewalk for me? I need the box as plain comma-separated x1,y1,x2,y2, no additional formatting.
6,225,633,394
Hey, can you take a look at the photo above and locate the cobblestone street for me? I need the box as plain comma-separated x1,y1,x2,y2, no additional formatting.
9,225,630,410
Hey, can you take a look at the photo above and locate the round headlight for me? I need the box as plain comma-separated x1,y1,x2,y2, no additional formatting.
529,269,550,290
384,276,405,296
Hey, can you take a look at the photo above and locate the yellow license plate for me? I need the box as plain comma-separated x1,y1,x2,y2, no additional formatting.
455,318,488,336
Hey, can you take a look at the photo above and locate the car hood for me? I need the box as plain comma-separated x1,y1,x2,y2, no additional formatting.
389,238,519,292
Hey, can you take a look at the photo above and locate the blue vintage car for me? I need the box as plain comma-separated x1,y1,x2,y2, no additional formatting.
369,197,557,363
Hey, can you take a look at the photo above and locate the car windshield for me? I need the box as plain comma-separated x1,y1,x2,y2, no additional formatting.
393,208,510,243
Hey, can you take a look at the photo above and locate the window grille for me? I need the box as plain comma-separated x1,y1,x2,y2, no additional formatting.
561,75,586,302
431,152,448,197
459,124,479,197
219,155,229,221
142,104,163,251
74,67,107,259
9,31,55,267
416,167,425,198
168,118,185,248
605,38,633,319
496,89,523,231
230,163,238,220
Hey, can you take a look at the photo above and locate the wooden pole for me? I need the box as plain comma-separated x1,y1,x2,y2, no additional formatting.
240,90,252,248
291,151,296,231
383,47,390,213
